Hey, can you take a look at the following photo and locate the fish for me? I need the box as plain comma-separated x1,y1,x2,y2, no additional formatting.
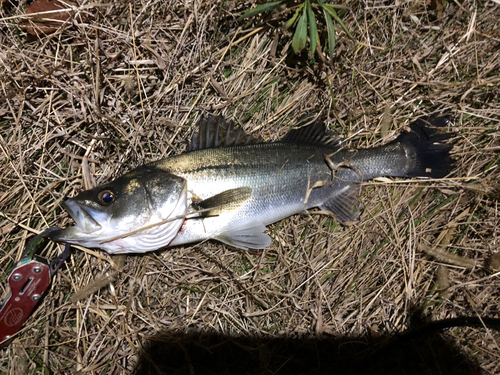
49,114,452,254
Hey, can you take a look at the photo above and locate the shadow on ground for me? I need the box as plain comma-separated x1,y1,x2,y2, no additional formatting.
134,325,480,375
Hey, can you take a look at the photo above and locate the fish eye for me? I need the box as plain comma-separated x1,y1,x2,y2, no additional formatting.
97,189,116,206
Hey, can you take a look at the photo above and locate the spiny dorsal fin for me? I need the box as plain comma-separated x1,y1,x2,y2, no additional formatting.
281,117,342,147
188,115,261,151
194,187,252,217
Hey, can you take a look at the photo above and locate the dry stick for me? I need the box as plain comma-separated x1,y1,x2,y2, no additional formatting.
213,27,265,58
380,103,392,138
43,308,50,368
367,176,482,185
0,140,49,230
301,244,336,333
392,10,476,108
185,290,209,327
168,26,243,144
407,208,416,310
243,263,331,317
140,26,265,108
138,12,196,109
94,30,101,113
436,208,471,244
70,255,126,304
0,212,41,235
3,90,32,247
353,65,386,103
98,113,130,140
37,92,55,373
303,180,328,204
172,12,195,62
251,76,314,132
242,54,287,95
359,71,465,87
70,271,117,303
435,265,451,292
129,3,147,126
419,207,476,268
198,247,269,310
0,7,74,22
0,2,110,22
419,243,476,269
79,139,97,190
212,53,288,111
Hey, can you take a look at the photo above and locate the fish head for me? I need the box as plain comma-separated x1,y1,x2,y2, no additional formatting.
50,165,188,254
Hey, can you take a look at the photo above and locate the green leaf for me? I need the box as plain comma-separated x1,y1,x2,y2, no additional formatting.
322,3,353,39
307,0,318,53
324,9,335,60
285,3,305,29
239,1,283,20
292,5,308,53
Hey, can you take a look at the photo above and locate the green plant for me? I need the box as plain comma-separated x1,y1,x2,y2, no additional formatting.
240,0,352,60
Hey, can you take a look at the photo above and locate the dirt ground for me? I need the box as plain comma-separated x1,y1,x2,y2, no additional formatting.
0,0,499,374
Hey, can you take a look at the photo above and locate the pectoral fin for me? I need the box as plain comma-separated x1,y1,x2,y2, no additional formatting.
215,222,271,250
195,187,252,217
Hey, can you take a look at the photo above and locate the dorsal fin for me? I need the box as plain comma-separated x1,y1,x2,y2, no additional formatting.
281,117,342,147
188,115,261,151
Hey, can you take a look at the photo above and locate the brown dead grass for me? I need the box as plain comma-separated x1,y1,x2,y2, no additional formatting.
0,0,499,373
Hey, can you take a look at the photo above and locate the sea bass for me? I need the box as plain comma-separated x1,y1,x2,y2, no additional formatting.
50,115,452,254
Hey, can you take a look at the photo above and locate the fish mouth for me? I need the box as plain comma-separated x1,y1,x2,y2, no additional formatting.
50,199,103,242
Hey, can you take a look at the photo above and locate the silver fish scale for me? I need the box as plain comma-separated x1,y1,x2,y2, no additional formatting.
49,115,451,253
155,141,407,246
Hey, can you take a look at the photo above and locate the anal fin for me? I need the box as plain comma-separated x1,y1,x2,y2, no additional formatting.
320,182,362,224
215,222,271,250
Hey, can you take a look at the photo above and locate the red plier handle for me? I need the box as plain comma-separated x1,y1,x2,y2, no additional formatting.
0,227,71,348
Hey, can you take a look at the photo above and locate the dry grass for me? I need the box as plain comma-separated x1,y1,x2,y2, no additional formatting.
0,0,499,374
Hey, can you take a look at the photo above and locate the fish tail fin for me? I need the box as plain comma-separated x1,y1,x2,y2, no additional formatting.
320,115,452,225
395,115,453,178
